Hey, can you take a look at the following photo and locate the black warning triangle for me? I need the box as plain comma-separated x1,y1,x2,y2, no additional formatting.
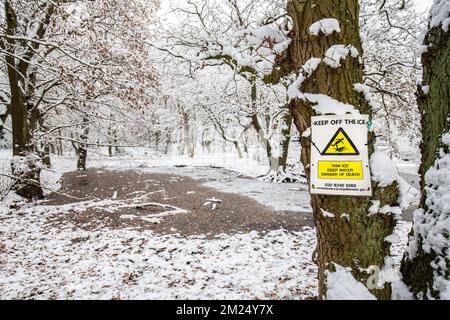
321,127,359,156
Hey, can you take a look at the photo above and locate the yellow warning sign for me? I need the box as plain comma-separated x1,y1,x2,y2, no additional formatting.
318,161,364,180
322,128,359,156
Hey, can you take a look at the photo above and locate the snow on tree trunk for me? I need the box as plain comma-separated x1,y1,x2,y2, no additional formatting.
271,0,399,299
39,144,51,168
4,0,43,199
77,117,89,171
280,108,292,171
401,2,450,300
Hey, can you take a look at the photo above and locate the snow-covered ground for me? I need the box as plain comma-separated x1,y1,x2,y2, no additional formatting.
48,152,313,212
0,152,317,299
0,204,317,299
139,166,311,213
0,152,418,299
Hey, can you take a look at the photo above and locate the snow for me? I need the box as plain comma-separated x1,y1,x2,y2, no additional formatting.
370,151,420,220
377,257,402,287
370,151,398,187
396,161,420,176
321,209,335,218
415,0,434,12
434,275,450,299
430,0,450,31
20,198,188,224
326,265,376,300
303,58,322,75
369,200,381,215
354,83,376,109
0,200,318,299
354,83,372,97
208,22,292,77
203,197,222,210
305,93,358,116
379,222,414,300
0,153,422,299
0,149,13,199
287,59,359,118
287,58,322,100
1,0,436,300
0,153,315,300
391,221,413,266
404,133,450,299
370,198,413,220
302,128,311,138
287,74,306,99
286,52,359,116
397,176,420,210
410,134,450,257
379,205,403,217
309,18,341,36
27,154,311,213
143,165,312,213
205,198,222,203
323,45,359,69
376,256,413,300
385,233,401,244
392,280,415,300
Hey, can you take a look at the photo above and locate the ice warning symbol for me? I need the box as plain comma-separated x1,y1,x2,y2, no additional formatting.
321,128,359,156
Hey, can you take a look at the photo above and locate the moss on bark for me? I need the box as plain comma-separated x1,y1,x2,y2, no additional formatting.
400,21,450,299
284,0,398,299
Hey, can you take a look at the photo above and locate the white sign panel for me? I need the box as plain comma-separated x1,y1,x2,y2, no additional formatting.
310,114,372,196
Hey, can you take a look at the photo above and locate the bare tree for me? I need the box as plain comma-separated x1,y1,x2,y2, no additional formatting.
0,0,160,196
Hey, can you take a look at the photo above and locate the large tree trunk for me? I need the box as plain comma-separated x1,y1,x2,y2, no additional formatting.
4,1,43,198
400,8,450,300
278,0,398,299
4,2,27,158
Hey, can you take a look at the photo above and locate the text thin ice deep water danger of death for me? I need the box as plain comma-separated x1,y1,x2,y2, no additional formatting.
310,114,372,196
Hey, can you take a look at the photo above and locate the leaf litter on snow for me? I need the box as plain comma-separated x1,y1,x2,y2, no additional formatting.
0,197,318,299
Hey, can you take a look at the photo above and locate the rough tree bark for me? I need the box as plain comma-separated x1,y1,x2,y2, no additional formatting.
268,0,399,299
4,2,27,158
400,8,450,299
3,0,44,198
